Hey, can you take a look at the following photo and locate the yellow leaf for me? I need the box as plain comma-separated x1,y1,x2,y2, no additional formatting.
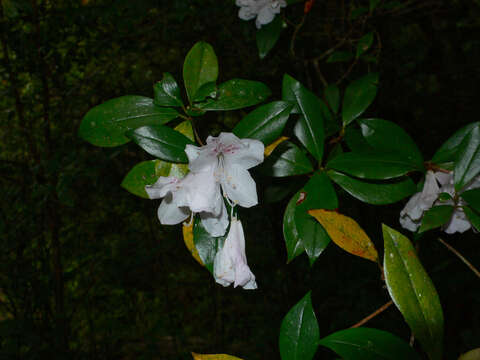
183,223,204,266
459,348,480,360
264,136,289,156
174,120,195,142
192,353,244,360
308,209,378,262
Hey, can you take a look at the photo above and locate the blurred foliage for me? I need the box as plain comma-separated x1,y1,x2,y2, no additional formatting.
0,0,479,359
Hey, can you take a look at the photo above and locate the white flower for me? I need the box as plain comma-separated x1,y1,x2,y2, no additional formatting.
146,132,264,237
236,0,287,29
214,218,257,289
400,170,445,232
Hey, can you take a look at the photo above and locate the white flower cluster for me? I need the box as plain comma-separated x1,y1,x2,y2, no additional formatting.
400,170,479,234
146,133,264,290
236,0,287,29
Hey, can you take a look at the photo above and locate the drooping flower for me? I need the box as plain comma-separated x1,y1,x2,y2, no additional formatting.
146,132,264,237
213,218,257,289
399,170,445,232
236,0,287,29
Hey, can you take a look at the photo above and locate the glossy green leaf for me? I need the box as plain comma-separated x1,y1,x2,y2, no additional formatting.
233,101,292,145
463,206,480,231
382,224,444,360
192,82,217,102
431,122,479,165
342,73,379,126
282,74,301,113
344,127,374,152
153,72,183,107
327,152,418,180
121,161,159,198
126,125,194,163
328,170,416,205
419,205,454,233
326,51,354,63
288,79,325,161
260,141,314,177
454,126,480,191
283,192,307,262
358,118,424,168
319,327,420,360
256,16,283,59
193,219,225,274
78,96,179,147
461,188,480,213
197,79,271,110
183,41,218,103
279,292,320,360
325,143,343,163
356,32,374,58
324,84,340,114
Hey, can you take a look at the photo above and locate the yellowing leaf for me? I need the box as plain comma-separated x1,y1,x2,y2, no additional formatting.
459,348,480,360
174,120,195,142
308,209,378,262
192,353,244,360
265,136,289,156
183,223,204,266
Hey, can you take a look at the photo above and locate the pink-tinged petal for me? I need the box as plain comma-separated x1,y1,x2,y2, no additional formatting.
157,194,190,225
145,176,181,199
213,219,257,290
223,138,264,170
221,164,258,208
200,201,229,237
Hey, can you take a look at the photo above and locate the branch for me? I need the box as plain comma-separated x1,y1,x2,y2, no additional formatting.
350,300,393,328
438,238,480,279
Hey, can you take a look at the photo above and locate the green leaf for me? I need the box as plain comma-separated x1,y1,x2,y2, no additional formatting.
419,206,454,233
283,192,307,262
279,292,320,360
78,96,179,147
326,51,354,63
382,224,444,360
153,72,183,107
121,161,159,198
454,126,480,191
256,16,283,59
324,84,340,114
328,170,416,205
126,125,194,163
327,152,418,180
233,101,292,145
370,0,381,11
358,118,424,168
193,219,225,274
344,127,374,152
342,73,379,126
183,41,218,103
458,348,480,360
197,79,271,111
463,206,480,231
282,74,301,113
287,78,325,161
260,141,314,177
319,327,421,360
461,188,480,213
431,122,479,165
192,82,217,103
356,32,374,58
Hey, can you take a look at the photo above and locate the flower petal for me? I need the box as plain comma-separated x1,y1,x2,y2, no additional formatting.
176,169,221,214
200,200,229,237
221,164,258,208
219,133,264,170
145,176,180,199
157,194,190,225
213,219,257,290
185,144,202,164
444,209,471,234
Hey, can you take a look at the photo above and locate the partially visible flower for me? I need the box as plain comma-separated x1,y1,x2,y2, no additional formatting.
146,132,264,237
236,0,287,29
214,218,257,290
400,170,444,232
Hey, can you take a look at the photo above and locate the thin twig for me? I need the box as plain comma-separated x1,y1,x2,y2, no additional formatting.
290,13,307,58
350,300,393,328
438,238,480,279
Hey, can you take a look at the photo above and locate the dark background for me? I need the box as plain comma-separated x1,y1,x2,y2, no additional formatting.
1,0,479,358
